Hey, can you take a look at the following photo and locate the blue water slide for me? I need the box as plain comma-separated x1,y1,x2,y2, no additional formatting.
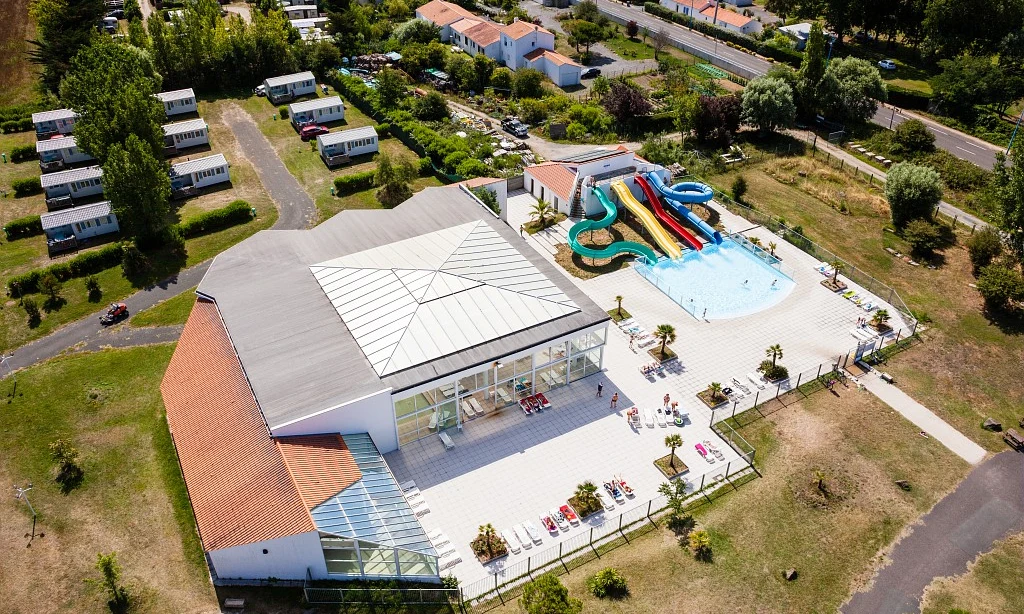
645,172,723,245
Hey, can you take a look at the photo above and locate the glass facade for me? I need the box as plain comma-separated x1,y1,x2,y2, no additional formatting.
393,328,607,446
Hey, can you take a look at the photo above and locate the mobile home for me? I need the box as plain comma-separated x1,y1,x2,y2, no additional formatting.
263,71,317,104
162,118,210,153
41,201,119,255
316,126,378,167
288,96,345,126
169,154,230,192
156,88,199,117
40,165,104,210
281,4,319,19
36,135,95,172
31,108,78,138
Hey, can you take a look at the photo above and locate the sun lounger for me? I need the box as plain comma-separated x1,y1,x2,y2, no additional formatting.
438,551,462,570
404,487,422,500
695,443,715,463
616,318,636,328
519,398,533,415
842,290,856,298
414,503,431,517
747,372,766,389
428,530,450,547
435,541,457,558
540,514,558,533
540,372,553,387
439,431,455,450
501,529,521,554
469,397,485,415
513,524,533,550
535,392,551,408
400,480,417,492
732,378,752,395
615,476,635,497
428,410,438,430
656,409,667,427
862,302,875,311
462,399,477,419
643,407,655,427
496,387,512,404
523,521,543,545
440,383,456,398
595,489,616,511
627,407,641,427
550,508,570,531
604,481,625,504
559,504,580,525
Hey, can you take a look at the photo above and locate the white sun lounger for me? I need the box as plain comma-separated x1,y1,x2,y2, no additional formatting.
428,530,450,547
502,529,522,554
414,503,430,517
655,410,667,427
461,399,477,419
400,480,417,492
595,489,616,511
438,551,462,570
435,541,457,558
523,521,543,545
550,508,570,531
469,397,485,415
514,524,533,549
747,373,766,389
439,431,454,450
643,407,655,428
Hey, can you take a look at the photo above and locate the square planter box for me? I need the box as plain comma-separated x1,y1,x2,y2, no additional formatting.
654,453,689,478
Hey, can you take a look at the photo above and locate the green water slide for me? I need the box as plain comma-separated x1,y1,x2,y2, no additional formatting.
567,186,658,265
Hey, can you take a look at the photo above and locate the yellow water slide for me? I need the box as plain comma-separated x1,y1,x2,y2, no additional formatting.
610,180,682,259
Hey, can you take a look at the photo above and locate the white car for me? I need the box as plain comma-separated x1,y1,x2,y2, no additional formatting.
877,59,897,71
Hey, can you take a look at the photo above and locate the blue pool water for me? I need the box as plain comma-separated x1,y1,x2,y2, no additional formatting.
639,239,796,320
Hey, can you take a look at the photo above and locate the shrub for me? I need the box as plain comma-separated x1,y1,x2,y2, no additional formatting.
891,119,935,156
176,200,253,238
443,151,468,172
976,264,1024,312
923,150,990,192
902,219,944,257
885,162,943,229
49,438,84,491
966,227,1003,274
759,360,789,381
23,297,41,326
3,214,43,240
732,175,748,202
12,177,42,197
278,106,289,119
471,186,500,214
520,575,582,614
689,529,713,561
6,243,124,294
418,156,435,176
39,273,63,302
120,242,151,280
377,122,391,135
455,158,489,178
333,170,377,195
587,567,629,598
1,120,20,133
10,144,37,163
565,122,587,141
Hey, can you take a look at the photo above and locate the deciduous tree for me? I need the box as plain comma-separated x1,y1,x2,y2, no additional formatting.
29,0,105,92
817,57,887,123
741,76,796,134
103,135,172,242
375,67,406,110
885,162,943,229
992,148,1024,261
602,80,652,125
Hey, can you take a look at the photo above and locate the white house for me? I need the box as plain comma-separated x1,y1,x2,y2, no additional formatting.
31,108,77,138
500,19,556,69
162,118,210,152
697,5,761,35
780,23,812,50
281,4,319,19
450,18,503,61
415,0,476,42
40,165,104,205
263,71,317,104
170,153,230,190
317,126,378,166
36,135,94,172
288,96,345,126
524,48,582,87
156,88,199,117
659,0,711,17
41,201,118,243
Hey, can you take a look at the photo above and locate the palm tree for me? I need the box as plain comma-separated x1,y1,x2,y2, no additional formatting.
765,344,783,367
654,324,676,356
529,199,555,229
575,480,598,505
749,236,762,247
768,241,777,256
665,434,683,469
708,382,723,402
830,258,844,284
870,309,891,329
615,295,624,318
478,523,499,557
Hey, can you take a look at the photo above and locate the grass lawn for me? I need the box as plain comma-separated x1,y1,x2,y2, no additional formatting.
491,385,968,613
0,346,217,614
1,131,50,274
130,286,196,327
921,532,1024,614
706,155,1024,450
237,87,437,223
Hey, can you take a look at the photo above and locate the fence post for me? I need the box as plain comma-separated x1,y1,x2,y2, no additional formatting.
731,401,737,419
775,382,782,399
893,329,901,345
647,499,653,521
795,372,802,391
753,390,759,408
817,363,822,379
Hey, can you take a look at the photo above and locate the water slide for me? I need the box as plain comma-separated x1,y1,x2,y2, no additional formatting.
645,172,723,245
609,181,683,260
634,174,703,251
567,186,659,265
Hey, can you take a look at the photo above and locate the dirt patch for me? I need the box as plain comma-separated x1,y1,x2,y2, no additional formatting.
554,220,660,279
0,0,38,106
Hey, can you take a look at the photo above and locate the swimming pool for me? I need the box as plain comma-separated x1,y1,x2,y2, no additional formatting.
636,239,796,320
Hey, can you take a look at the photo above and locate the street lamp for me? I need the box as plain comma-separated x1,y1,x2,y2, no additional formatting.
1007,106,1024,155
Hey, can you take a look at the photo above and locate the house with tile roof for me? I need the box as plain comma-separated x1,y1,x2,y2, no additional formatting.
415,0,477,41
450,18,503,61
697,5,761,35
161,184,610,582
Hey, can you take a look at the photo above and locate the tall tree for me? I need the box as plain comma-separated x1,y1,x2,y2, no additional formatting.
473,53,496,93
59,41,165,163
104,134,172,242
602,80,652,125
566,20,605,59
741,77,796,134
885,162,943,229
924,0,1023,57
817,56,886,123
124,0,142,22
992,148,1024,261
765,0,799,22
29,0,105,92
375,67,406,110
797,22,826,109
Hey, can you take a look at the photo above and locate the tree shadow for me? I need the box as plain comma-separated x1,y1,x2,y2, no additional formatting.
984,307,1024,336
43,296,67,313
88,288,103,303
56,466,84,495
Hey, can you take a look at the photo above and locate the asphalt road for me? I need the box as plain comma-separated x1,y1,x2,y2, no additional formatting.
843,451,1024,614
872,105,1001,171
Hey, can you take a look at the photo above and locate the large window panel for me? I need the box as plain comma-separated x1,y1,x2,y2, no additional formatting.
514,355,532,376
584,348,603,375
394,396,416,418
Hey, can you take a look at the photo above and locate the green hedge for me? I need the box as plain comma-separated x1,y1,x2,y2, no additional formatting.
1,118,34,133
2,214,43,240
334,170,376,194
0,102,45,124
885,84,933,111
12,177,42,197
7,243,125,294
643,3,802,68
175,200,253,238
11,144,37,163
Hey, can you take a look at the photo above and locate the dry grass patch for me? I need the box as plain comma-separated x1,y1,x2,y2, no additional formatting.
921,532,1024,614
554,220,660,279
0,0,39,106
761,156,890,217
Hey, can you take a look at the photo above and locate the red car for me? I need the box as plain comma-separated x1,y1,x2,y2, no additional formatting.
100,302,128,325
300,124,329,141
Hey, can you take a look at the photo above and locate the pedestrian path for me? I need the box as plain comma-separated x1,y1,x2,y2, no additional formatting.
857,370,987,464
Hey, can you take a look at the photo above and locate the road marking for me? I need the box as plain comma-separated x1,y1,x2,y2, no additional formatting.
955,146,977,156
929,127,949,135
964,141,986,150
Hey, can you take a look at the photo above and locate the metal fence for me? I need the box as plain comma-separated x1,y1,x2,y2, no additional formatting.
304,583,462,607
463,460,757,608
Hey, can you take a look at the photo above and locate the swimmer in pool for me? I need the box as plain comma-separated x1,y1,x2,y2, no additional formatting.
743,280,748,285
772,279,777,287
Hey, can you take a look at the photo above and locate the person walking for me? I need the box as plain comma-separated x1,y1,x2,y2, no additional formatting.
628,334,635,350
610,392,618,408
597,382,604,397
663,393,670,409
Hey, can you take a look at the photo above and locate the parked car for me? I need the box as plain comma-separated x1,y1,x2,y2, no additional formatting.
300,124,330,141
501,117,528,138
98,16,118,33
581,67,601,79
254,84,266,97
877,59,897,70
106,9,124,19
100,303,129,326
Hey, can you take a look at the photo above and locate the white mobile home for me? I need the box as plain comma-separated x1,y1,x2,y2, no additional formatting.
290,17,330,41
170,154,230,191
156,88,199,117
281,4,319,19
163,118,210,153
263,71,317,104
40,165,104,208
288,96,345,126
31,108,78,138
36,135,95,172
316,126,378,167
41,201,119,254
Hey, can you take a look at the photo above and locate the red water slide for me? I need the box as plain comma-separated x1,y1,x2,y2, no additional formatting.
634,175,703,251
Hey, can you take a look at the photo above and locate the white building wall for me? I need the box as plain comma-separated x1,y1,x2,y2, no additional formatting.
61,146,95,165
191,164,230,189
165,97,198,116
659,0,710,17
522,169,569,214
208,531,328,581
270,388,399,454
171,128,209,149
73,213,119,240
453,35,502,62
46,178,104,199
292,104,345,125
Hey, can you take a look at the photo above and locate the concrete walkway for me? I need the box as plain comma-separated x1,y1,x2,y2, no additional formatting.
857,369,987,464
843,451,1024,614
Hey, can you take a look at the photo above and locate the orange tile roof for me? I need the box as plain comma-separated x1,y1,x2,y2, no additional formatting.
277,435,362,510
465,20,502,47
502,20,552,40
523,48,582,68
525,162,577,201
416,0,476,27
161,299,315,551
461,176,504,188
700,6,753,28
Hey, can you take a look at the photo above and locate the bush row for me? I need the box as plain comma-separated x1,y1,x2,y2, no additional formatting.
334,170,377,194
8,243,125,294
12,177,42,196
11,144,37,163
643,3,802,68
1,118,35,134
2,215,44,240
0,102,45,124
885,84,933,111
175,200,253,238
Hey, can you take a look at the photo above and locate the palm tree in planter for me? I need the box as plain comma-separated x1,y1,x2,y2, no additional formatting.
665,434,683,470
766,344,783,367
615,295,624,319
573,480,601,516
768,241,777,257
870,309,891,331
472,523,506,561
823,258,846,291
749,236,763,247
706,382,725,404
653,324,677,360
529,199,555,230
